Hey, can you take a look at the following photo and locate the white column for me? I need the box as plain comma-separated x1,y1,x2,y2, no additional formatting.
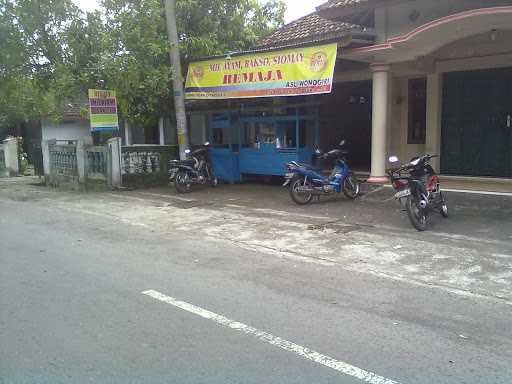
158,117,165,145
124,120,132,146
107,137,122,188
76,140,86,183
3,137,20,176
426,73,442,171
368,64,391,183
41,139,55,183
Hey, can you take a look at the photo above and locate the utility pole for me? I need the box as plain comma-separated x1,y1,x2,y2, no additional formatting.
164,0,189,160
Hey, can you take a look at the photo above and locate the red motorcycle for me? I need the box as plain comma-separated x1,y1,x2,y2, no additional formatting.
387,154,448,231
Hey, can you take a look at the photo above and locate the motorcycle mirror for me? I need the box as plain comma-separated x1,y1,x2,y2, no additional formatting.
339,140,346,146
184,149,191,154
204,141,210,146
388,155,399,163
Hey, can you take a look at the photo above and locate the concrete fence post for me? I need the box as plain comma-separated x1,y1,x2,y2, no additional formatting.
3,138,20,176
124,120,132,146
158,117,165,145
76,140,86,183
107,137,122,188
41,139,56,183
0,144,7,177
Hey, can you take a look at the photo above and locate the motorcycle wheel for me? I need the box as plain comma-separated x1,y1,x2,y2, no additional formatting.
175,171,192,193
440,192,448,218
343,174,360,199
207,165,218,187
405,195,428,231
289,177,313,205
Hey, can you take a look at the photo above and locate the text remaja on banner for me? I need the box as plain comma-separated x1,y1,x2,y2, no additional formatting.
185,43,338,99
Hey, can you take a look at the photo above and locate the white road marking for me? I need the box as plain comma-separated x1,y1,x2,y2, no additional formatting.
441,188,512,197
492,253,512,259
142,289,401,384
381,184,512,196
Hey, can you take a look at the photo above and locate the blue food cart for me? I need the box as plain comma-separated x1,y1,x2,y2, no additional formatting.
204,103,320,183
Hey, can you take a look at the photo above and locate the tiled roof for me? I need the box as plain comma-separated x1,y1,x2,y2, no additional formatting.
255,12,366,49
60,102,88,121
317,0,372,11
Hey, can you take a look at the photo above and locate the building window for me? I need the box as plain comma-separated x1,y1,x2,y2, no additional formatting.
408,78,427,144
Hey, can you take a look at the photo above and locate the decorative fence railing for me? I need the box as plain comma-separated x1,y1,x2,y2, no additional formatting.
122,145,178,187
43,138,122,189
42,139,175,189
86,146,108,180
48,144,78,184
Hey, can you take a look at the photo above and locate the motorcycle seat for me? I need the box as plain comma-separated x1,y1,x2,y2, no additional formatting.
175,159,195,167
294,162,323,171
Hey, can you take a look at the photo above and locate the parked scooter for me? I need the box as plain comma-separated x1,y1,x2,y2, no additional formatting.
283,140,360,205
169,142,218,193
387,154,448,231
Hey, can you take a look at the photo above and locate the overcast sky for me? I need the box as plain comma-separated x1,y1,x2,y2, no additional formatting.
72,0,326,24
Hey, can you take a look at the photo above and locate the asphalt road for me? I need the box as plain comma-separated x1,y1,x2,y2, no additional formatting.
1,190,512,383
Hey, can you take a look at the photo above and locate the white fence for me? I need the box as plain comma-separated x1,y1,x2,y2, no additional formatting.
121,145,178,187
42,138,122,189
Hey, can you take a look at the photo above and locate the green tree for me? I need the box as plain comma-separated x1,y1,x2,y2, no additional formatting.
0,0,285,131
0,0,90,128
99,0,285,124
176,0,285,59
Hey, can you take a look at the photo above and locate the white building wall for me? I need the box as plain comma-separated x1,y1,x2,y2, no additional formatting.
392,77,425,163
375,0,510,42
42,119,92,144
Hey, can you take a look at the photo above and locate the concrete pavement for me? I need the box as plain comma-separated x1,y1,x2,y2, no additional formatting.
3,177,510,302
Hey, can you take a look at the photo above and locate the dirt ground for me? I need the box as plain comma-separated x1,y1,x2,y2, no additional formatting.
1,176,512,304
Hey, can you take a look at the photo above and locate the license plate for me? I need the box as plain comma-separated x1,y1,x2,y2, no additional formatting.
284,172,295,178
395,188,411,199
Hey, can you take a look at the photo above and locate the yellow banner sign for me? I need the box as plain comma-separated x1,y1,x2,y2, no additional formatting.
185,43,338,99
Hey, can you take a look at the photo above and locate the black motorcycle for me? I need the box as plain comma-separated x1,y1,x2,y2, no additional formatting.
169,142,218,193
387,154,448,231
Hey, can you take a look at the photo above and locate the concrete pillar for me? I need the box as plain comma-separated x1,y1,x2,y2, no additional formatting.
368,64,391,183
426,73,442,171
0,144,7,177
41,139,55,182
3,138,20,176
107,137,122,188
124,120,132,146
76,140,86,183
167,117,178,145
158,117,165,145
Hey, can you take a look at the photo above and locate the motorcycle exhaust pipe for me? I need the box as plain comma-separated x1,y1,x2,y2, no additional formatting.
419,200,428,209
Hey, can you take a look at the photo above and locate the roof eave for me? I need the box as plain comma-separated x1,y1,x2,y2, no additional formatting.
189,30,374,63
317,0,412,22
255,29,375,52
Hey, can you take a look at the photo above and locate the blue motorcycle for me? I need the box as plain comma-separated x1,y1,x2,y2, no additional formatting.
283,140,360,205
